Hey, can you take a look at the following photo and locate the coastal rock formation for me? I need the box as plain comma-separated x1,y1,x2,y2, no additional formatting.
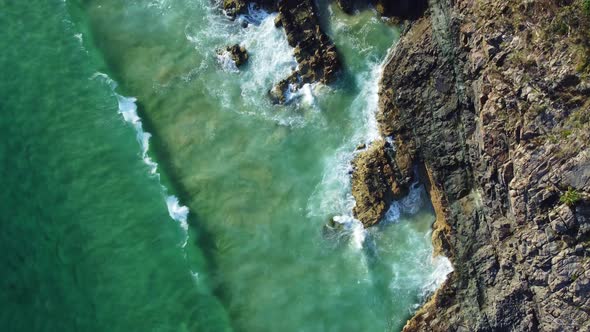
270,0,340,103
351,140,410,226
222,0,340,103
353,0,590,330
225,44,249,67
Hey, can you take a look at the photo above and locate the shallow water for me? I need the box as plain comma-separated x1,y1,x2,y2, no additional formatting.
0,1,451,331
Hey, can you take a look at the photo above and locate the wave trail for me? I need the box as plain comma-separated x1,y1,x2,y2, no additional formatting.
92,72,190,246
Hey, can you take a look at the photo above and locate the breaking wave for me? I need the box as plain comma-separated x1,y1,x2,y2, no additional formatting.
92,72,190,246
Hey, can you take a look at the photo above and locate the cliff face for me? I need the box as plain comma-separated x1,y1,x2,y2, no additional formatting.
353,0,590,330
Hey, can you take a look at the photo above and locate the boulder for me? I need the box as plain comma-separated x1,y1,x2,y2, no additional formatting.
225,44,249,67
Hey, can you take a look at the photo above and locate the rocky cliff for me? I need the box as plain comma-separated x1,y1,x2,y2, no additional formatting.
351,0,590,330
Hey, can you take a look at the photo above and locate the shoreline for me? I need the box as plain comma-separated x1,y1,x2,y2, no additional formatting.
351,1,590,330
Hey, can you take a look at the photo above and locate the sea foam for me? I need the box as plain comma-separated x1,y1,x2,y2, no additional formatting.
185,2,312,126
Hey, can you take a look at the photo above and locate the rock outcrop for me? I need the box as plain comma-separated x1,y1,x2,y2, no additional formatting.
270,0,340,103
353,0,590,330
351,140,410,226
224,44,249,67
222,0,341,103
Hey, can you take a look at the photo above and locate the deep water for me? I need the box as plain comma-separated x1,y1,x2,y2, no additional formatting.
0,1,451,331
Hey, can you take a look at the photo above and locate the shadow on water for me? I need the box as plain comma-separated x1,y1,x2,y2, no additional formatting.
135,100,233,305
64,0,234,329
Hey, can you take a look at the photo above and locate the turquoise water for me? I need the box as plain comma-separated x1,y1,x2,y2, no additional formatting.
0,1,451,331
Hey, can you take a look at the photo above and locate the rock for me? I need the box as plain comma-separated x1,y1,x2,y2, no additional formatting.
269,78,292,104
351,140,408,227
349,0,590,330
225,44,249,67
274,13,282,27
222,0,248,17
270,0,341,103
222,0,341,104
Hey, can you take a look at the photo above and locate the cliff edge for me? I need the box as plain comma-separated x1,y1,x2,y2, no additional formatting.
352,0,590,330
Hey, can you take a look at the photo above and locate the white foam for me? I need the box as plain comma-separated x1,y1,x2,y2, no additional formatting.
185,2,307,126
92,72,190,245
383,183,425,224
351,59,385,144
384,203,401,223
284,83,318,107
239,3,270,25
307,56,390,249
332,215,367,250
420,255,454,298
239,12,297,104
216,50,240,73
166,195,189,231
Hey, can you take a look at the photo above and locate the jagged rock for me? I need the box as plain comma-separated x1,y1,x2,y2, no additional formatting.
222,0,341,104
351,140,408,227
350,0,590,330
270,0,341,103
223,44,249,67
223,0,248,17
